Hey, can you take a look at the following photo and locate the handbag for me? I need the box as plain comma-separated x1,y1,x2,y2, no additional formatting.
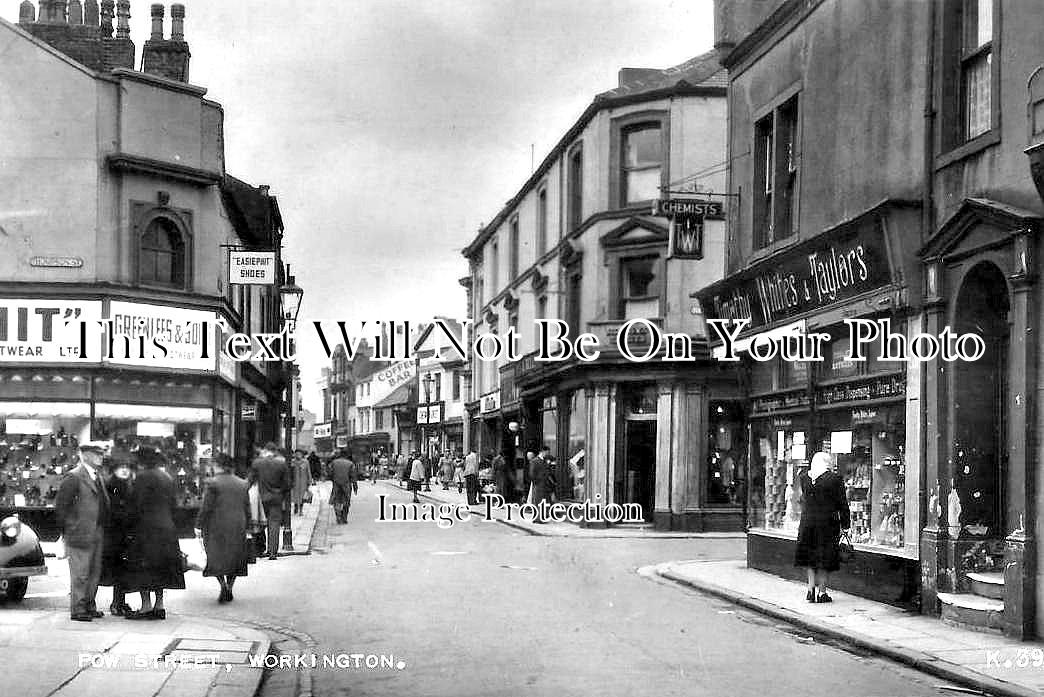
839,530,855,564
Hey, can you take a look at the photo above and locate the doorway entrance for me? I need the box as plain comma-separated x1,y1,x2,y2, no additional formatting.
617,384,658,522
952,262,1010,536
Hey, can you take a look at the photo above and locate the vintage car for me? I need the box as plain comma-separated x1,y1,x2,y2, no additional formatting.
0,514,47,602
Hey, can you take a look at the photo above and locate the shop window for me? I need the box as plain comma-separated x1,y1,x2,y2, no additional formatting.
753,95,799,249
781,357,809,388
821,408,906,548
140,217,187,289
376,409,384,430
565,389,586,500
452,371,461,401
618,256,661,319
621,123,663,205
567,143,583,232
707,402,746,506
749,359,775,394
751,417,810,531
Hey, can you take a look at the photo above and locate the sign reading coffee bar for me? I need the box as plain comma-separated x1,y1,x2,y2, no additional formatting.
696,214,894,333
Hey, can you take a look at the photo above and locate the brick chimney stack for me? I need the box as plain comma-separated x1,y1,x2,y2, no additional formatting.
18,0,134,71
115,0,130,39
141,3,190,82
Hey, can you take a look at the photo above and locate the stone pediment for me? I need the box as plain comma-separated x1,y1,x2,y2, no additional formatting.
919,198,1041,263
599,217,669,249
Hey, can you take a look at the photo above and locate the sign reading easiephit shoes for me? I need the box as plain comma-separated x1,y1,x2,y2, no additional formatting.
695,215,893,334
229,251,277,285
0,300,103,362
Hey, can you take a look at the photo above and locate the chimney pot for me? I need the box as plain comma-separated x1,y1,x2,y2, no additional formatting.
84,0,98,24
259,185,271,196
100,0,113,35
53,0,67,23
170,3,184,40
69,0,82,24
149,3,164,39
115,0,130,38
18,1,35,23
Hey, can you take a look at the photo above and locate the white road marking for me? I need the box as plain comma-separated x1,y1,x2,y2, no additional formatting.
367,541,384,565
430,551,469,556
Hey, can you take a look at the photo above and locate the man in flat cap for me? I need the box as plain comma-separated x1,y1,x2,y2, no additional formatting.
55,442,111,622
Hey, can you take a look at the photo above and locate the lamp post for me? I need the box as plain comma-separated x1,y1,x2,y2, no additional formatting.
279,272,303,553
421,372,434,491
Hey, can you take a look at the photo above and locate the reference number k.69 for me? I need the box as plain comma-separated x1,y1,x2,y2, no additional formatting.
985,648,1044,669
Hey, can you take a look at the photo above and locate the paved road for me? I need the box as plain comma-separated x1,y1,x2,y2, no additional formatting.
21,483,969,697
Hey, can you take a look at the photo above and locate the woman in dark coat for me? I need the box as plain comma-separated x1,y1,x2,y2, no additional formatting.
100,458,135,616
124,448,185,619
794,451,851,603
196,454,251,603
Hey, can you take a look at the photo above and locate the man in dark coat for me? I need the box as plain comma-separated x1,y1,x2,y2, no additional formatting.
308,451,322,481
55,442,111,621
250,442,289,560
528,446,551,521
328,450,359,523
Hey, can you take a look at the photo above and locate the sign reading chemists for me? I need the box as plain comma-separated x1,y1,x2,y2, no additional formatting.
229,251,276,285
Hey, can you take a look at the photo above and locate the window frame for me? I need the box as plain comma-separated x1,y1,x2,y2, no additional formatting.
567,142,584,232
610,111,670,209
509,215,520,280
536,185,548,257
131,202,194,291
751,91,800,251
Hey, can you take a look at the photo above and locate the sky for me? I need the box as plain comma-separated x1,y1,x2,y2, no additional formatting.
3,0,716,414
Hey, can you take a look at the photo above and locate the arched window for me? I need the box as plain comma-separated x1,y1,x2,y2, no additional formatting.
140,217,186,288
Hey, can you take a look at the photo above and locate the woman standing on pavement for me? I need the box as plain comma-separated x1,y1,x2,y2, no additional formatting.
794,451,850,603
100,457,135,616
123,447,185,620
409,452,425,504
439,452,454,491
197,454,251,603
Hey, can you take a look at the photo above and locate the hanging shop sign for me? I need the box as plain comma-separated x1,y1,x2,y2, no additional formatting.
655,199,723,261
374,360,416,390
0,299,103,363
335,435,348,448
416,403,444,425
105,302,216,371
695,213,893,334
241,405,257,421
314,422,332,438
480,391,500,414
228,251,277,285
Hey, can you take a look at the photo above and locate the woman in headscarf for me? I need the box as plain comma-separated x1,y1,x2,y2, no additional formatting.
196,454,251,603
100,457,135,616
123,447,185,619
794,451,851,603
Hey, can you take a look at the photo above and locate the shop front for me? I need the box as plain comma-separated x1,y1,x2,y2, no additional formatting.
695,202,924,607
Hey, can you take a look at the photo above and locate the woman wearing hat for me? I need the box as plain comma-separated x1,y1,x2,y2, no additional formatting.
123,447,185,619
289,449,312,516
100,456,135,616
794,451,851,603
196,454,251,603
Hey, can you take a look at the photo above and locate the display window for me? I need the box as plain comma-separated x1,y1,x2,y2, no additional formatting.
751,416,810,532
707,401,745,506
564,389,586,501
819,407,906,549
0,410,91,508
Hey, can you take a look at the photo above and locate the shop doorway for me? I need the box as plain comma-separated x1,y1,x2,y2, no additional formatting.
621,420,656,520
952,262,1009,536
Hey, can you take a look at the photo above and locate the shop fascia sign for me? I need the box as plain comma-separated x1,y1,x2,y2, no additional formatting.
241,404,257,421
314,422,332,438
0,299,103,363
228,250,277,285
696,216,893,335
335,435,348,448
374,360,416,390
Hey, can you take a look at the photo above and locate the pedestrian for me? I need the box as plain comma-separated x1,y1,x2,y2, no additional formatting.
123,448,185,620
379,452,390,479
54,442,110,622
196,454,251,604
453,456,465,494
308,451,322,481
328,450,359,523
396,451,408,488
463,448,480,505
794,451,851,603
247,474,266,561
290,448,312,516
491,451,510,502
409,452,425,504
439,452,454,491
528,446,551,520
249,442,289,560
100,456,135,617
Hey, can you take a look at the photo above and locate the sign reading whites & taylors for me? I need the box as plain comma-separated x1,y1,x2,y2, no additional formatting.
314,423,332,439
696,214,893,334
229,251,276,285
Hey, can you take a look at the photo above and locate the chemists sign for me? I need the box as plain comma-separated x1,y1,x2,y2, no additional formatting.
229,251,276,285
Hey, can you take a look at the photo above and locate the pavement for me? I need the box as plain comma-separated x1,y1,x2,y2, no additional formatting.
379,478,745,539
648,559,1044,697
4,481,329,697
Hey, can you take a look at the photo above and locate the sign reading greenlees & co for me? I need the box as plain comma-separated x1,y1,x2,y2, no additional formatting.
696,215,893,333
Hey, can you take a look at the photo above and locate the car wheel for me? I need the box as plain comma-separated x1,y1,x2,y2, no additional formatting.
5,578,28,602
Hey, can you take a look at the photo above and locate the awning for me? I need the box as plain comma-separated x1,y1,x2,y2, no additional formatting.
94,403,213,423
0,401,91,418
711,319,807,360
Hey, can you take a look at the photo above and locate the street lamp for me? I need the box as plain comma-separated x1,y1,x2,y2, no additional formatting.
421,373,434,491
279,271,303,553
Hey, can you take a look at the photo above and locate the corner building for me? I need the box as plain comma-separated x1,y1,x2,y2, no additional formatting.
463,53,741,530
